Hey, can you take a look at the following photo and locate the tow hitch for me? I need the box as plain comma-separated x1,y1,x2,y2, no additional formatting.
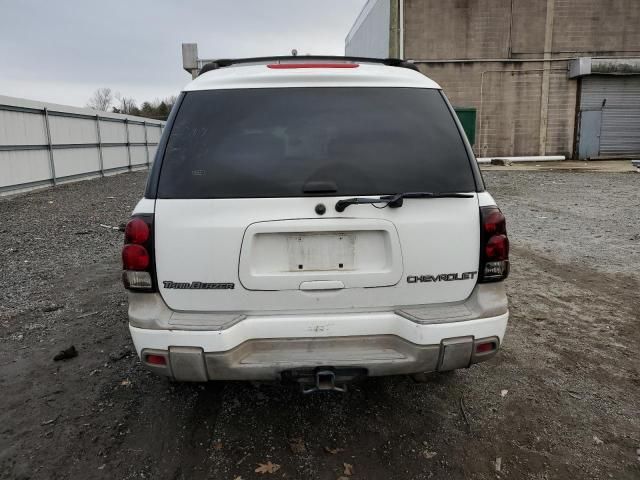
308,370,345,394
281,367,367,393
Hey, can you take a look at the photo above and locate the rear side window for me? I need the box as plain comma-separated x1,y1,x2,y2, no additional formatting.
158,87,475,198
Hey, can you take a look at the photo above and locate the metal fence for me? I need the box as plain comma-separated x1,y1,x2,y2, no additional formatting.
0,95,165,196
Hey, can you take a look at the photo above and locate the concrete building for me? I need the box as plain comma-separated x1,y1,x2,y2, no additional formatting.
346,0,640,159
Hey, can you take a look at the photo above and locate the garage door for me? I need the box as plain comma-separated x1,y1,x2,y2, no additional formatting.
578,76,640,158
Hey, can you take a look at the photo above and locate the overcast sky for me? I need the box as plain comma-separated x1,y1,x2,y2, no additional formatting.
0,0,367,107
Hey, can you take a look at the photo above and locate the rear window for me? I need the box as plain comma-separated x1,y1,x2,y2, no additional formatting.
157,88,476,198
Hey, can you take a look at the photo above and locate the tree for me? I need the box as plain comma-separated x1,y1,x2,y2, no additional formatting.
87,88,113,111
140,101,154,118
113,93,139,115
156,101,169,119
135,98,174,120
90,93,176,120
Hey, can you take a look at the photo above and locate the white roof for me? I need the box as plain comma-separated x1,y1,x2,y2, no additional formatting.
183,62,441,91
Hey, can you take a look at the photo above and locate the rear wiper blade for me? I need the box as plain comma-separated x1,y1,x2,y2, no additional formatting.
381,191,475,207
335,191,474,212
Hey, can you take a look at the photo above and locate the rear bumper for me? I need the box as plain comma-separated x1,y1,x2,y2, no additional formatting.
129,311,508,381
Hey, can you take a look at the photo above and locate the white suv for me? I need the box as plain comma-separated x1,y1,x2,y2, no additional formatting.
122,57,509,392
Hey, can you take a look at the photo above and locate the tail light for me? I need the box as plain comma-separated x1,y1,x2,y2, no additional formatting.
122,215,156,292
479,206,509,282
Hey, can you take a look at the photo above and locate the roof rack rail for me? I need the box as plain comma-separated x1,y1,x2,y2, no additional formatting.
198,56,419,77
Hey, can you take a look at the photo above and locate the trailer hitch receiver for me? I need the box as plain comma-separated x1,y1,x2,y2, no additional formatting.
303,370,346,394
281,367,367,393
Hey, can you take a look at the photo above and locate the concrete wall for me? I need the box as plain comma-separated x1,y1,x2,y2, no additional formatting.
405,0,512,61
552,0,640,55
404,0,640,157
345,0,391,58
345,0,640,157
420,61,577,157
405,0,640,60
0,96,165,196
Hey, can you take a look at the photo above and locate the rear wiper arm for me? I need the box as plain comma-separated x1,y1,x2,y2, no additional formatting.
335,191,474,212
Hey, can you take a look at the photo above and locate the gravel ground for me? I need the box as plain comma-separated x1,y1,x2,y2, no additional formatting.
487,169,640,275
0,170,639,480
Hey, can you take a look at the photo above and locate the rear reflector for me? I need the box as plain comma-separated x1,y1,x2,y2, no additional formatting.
267,63,359,69
475,341,496,354
145,354,166,366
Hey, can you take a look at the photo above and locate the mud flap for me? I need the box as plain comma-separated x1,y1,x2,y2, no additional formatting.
169,346,208,382
438,337,474,372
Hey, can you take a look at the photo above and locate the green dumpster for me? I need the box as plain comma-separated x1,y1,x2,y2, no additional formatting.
454,107,477,146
